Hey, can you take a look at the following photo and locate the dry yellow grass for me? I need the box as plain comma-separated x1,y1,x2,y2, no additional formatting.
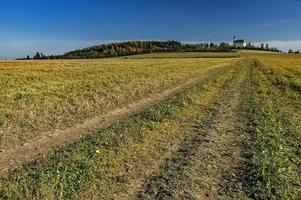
1,54,301,199
0,58,235,150
249,53,301,89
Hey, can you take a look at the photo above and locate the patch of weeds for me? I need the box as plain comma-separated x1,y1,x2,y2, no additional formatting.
242,65,301,200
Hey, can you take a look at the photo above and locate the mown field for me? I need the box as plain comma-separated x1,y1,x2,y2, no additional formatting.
0,58,235,150
125,51,240,59
0,51,301,199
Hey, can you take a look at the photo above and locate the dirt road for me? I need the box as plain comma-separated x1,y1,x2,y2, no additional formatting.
138,61,250,199
0,63,231,177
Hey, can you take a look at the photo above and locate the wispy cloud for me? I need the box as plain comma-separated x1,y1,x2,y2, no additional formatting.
254,40,301,51
231,19,294,33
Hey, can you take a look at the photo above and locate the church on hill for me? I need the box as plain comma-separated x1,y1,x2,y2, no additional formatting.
233,36,248,48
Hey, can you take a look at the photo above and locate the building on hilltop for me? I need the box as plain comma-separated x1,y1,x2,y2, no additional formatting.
233,36,247,48
230,36,279,52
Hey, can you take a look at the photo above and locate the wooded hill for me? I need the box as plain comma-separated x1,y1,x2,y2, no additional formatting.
24,40,232,59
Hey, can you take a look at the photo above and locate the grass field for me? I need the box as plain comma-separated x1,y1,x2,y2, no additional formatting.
0,58,235,150
0,52,301,199
237,49,282,54
124,51,240,59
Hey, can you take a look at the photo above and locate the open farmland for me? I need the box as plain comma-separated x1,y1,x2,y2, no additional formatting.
125,52,240,59
0,52,301,199
0,58,235,151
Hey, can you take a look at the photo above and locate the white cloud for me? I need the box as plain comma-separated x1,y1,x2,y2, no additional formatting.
253,40,301,51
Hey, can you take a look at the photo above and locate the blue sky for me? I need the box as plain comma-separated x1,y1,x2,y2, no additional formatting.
1,0,301,58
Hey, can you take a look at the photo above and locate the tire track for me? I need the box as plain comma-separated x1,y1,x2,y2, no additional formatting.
106,64,241,200
0,62,234,177
138,60,251,199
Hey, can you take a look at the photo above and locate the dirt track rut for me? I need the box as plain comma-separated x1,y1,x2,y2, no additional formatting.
0,63,230,177
138,62,250,199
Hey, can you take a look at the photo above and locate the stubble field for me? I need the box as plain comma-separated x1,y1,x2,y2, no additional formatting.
0,51,300,199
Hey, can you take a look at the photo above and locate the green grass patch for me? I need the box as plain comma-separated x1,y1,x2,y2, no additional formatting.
242,62,301,199
124,52,240,59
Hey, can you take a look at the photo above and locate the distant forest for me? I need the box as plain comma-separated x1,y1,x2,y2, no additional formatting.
21,40,281,60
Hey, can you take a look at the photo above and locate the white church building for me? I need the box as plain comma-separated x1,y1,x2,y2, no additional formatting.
233,36,247,48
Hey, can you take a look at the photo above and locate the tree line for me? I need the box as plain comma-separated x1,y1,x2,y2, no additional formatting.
288,49,300,54
20,40,291,60
20,40,233,60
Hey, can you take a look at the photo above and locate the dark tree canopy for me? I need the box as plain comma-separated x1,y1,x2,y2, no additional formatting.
20,40,280,60
33,52,41,59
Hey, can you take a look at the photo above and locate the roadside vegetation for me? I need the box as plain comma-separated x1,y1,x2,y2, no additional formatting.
242,56,301,199
200,53,301,199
